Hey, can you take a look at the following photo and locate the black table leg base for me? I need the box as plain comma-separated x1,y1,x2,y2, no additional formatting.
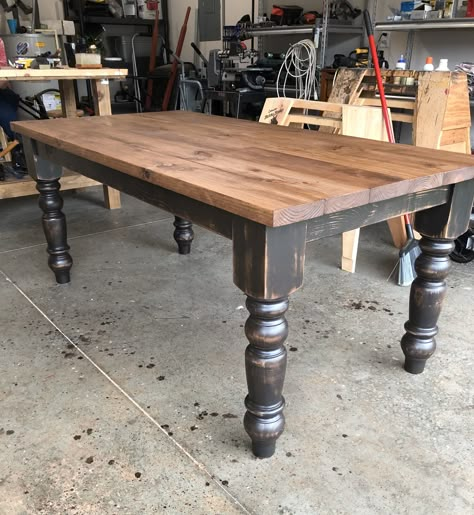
244,297,289,458
252,440,277,459
173,216,194,255
244,404,285,459
177,242,192,255
37,179,73,284
400,237,453,374
52,268,71,285
404,357,427,375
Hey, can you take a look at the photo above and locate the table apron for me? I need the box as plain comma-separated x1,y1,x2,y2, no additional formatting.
306,187,452,241
32,140,457,243
33,142,234,240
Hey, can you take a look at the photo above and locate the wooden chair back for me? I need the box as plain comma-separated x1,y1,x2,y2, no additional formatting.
259,97,397,273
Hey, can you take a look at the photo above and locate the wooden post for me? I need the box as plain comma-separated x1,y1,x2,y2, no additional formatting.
91,79,121,209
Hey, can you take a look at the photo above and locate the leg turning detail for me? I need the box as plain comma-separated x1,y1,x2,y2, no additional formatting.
401,237,454,374
173,216,194,255
37,179,73,284
244,296,289,458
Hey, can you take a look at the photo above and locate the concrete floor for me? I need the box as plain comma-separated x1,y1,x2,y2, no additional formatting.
0,188,473,515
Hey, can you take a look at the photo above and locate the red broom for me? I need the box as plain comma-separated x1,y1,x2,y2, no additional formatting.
363,10,420,286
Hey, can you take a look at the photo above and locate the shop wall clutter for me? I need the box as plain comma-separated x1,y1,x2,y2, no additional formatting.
169,0,253,63
0,0,64,31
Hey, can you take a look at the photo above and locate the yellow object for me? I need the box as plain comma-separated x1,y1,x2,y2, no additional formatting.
15,58,34,68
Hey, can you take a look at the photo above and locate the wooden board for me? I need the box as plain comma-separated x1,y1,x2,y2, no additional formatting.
75,64,103,69
0,171,100,200
12,111,474,227
91,79,121,209
0,128,13,161
341,104,389,142
0,67,128,81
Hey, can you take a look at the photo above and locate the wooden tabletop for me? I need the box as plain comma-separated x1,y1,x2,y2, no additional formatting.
0,67,128,81
12,111,474,227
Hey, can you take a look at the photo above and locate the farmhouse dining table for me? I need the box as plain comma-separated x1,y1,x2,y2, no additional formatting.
12,111,474,458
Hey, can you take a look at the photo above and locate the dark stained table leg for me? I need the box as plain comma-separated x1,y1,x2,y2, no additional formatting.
244,296,289,458
37,179,73,284
401,237,453,374
233,218,307,458
401,180,474,374
23,137,73,285
173,216,194,255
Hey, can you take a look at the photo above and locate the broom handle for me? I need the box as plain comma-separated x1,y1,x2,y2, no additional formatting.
364,11,416,238
162,6,191,111
404,213,415,238
363,10,395,144
144,2,160,112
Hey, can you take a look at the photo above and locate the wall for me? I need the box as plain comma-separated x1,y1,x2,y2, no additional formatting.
168,0,369,66
374,0,474,146
0,1,64,32
260,0,368,66
38,0,64,20
169,0,253,63
374,0,474,69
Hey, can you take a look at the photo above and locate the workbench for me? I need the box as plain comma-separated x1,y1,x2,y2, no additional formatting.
0,67,128,208
13,112,474,458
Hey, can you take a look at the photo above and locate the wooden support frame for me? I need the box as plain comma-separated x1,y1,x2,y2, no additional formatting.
0,69,126,208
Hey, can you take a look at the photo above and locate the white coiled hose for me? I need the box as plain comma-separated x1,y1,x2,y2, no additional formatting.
276,39,318,100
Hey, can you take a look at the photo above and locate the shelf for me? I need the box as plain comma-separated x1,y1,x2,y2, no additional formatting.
375,18,474,31
70,16,155,26
245,24,364,37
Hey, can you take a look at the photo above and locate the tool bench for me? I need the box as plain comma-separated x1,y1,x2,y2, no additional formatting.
0,67,128,208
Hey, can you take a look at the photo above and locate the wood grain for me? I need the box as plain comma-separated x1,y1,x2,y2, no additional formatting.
91,79,121,209
0,67,128,81
12,111,474,227
0,128,12,161
59,80,77,118
0,171,99,199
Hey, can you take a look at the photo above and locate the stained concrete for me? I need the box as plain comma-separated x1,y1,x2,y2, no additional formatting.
0,188,473,514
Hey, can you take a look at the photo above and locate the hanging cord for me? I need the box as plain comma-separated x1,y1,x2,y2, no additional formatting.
276,39,319,100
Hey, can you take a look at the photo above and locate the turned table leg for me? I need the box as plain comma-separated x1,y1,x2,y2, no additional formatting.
244,296,288,458
233,219,306,457
37,179,73,284
401,237,454,374
401,180,474,374
173,216,194,255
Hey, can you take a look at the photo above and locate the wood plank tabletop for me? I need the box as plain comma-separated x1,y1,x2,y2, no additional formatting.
0,67,128,81
12,111,474,227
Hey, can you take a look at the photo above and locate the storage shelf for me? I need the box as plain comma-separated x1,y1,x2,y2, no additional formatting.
375,18,474,31
70,16,155,26
245,24,364,37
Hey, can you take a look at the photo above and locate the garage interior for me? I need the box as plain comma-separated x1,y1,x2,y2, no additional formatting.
1,1,473,514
